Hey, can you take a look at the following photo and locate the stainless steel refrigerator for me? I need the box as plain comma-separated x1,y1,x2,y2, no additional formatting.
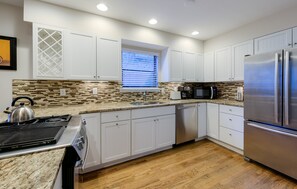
244,48,297,180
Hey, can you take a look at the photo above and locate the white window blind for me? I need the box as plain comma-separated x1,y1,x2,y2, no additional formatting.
122,49,158,88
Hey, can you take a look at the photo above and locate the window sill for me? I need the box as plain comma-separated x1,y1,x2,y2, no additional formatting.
120,88,161,93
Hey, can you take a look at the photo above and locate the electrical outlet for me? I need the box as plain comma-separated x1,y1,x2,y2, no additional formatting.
60,89,66,96
92,88,98,95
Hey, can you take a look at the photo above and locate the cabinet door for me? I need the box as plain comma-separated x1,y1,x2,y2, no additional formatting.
81,113,101,169
254,29,292,54
232,40,253,81
97,37,121,81
293,27,297,48
215,47,232,82
170,50,183,81
155,114,176,149
196,54,204,82
33,24,64,79
197,103,207,138
207,103,219,139
64,31,96,80
101,120,131,163
132,117,155,155
183,52,196,82
204,52,215,82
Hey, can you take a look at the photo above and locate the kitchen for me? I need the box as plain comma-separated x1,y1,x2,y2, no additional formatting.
1,0,297,188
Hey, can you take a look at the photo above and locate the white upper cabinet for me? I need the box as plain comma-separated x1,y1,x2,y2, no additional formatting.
33,24,65,79
97,37,121,81
203,52,215,82
231,40,253,81
183,52,196,82
195,54,204,82
293,27,297,48
254,29,292,54
215,47,232,82
170,50,183,81
64,31,97,80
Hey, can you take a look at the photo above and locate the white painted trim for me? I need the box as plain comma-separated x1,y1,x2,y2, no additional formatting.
120,88,161,93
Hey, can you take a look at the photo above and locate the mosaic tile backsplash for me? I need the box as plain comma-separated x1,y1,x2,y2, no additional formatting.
12,80,243,108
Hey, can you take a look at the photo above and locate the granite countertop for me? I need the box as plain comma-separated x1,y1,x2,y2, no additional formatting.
0,99,243,122
0,148,65,189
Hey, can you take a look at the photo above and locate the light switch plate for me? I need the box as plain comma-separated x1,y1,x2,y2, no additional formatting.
92,88,98,95
60,89,66,96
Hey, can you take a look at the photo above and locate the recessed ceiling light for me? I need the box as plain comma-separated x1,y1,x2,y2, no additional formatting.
149,18,158,25
97,3,108,12
192,31,199,35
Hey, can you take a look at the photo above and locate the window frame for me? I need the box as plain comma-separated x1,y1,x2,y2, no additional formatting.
120,47,161,92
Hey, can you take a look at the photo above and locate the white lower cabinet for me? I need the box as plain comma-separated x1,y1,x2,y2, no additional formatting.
81,113,101,169
155,115,176,148
132,106,176,155
207,103,219,139
101,120,131,163
132,118,156,155
197,103,207,139
219,105,244,150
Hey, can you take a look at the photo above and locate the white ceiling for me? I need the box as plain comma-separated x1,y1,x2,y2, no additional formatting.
2,0,297,40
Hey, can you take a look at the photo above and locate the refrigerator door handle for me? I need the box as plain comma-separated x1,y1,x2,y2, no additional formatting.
274,53,279,123
284,51,290,125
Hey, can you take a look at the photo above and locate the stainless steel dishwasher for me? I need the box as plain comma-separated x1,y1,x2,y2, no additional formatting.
176,104,198,144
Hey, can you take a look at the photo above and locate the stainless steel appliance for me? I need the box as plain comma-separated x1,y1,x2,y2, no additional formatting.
244,49,297,180
178,86,193,99
0,115,88,189
5,96,35,123
176,104,197,144
193,86,217,99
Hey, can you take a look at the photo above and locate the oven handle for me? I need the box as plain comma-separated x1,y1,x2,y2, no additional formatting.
81,123,89,171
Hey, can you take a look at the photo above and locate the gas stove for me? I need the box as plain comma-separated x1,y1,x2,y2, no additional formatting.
0,115,72,152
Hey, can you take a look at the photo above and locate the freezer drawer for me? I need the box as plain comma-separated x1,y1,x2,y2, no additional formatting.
244,121,297,180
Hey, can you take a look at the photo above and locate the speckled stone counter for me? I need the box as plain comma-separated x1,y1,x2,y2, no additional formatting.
0,148,65,189
0,99,243,122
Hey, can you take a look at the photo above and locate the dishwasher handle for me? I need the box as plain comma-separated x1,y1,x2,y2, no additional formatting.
176,105,196,110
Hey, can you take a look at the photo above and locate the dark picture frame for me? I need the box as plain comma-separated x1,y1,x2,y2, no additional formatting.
0,35,17,70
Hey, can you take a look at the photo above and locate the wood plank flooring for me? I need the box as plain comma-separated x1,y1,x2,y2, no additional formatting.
79,140,297,189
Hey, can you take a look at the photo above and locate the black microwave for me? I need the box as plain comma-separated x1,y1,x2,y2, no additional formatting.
193,86,217,99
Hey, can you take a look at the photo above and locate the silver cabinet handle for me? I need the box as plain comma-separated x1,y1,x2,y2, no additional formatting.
210,86,214,99
274,53,279,123
288,43,292,47
93,76,96,78
284,51,290,125
229,118,232,121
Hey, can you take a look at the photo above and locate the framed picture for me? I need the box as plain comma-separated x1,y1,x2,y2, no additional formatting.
0,36,17,70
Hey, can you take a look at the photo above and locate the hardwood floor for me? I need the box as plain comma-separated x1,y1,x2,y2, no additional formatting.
79,140,297,189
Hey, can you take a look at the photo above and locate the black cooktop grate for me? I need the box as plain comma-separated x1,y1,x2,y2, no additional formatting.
0,115,71,152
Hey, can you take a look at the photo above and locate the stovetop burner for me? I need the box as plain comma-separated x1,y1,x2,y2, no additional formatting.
0,115,72,152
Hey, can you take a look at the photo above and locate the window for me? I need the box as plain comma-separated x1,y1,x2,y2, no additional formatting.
122,49,158,88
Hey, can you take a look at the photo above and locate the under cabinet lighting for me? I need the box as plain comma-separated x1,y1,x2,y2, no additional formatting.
97,3,108,11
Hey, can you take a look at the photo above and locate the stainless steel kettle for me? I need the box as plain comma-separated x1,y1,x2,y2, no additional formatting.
8,96,35,123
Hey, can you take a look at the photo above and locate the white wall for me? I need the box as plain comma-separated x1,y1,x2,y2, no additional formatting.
0,3,32,111
24,0,203,53
204,5,297,52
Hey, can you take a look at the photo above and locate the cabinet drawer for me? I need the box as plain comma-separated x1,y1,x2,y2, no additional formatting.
101,110,130,123
220,105,243,116
132,106,175,119
220,113,244,132
220,127,243,150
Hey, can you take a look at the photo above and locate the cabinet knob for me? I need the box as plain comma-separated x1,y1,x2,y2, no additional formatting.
294,42,297,45
229,109,232,112
116,115,119,118
229,118,232,121
93,76,96,78
97,76,100,78
229,133,232,136
288,43,292,46
82,119,87,125
116,123,119,126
